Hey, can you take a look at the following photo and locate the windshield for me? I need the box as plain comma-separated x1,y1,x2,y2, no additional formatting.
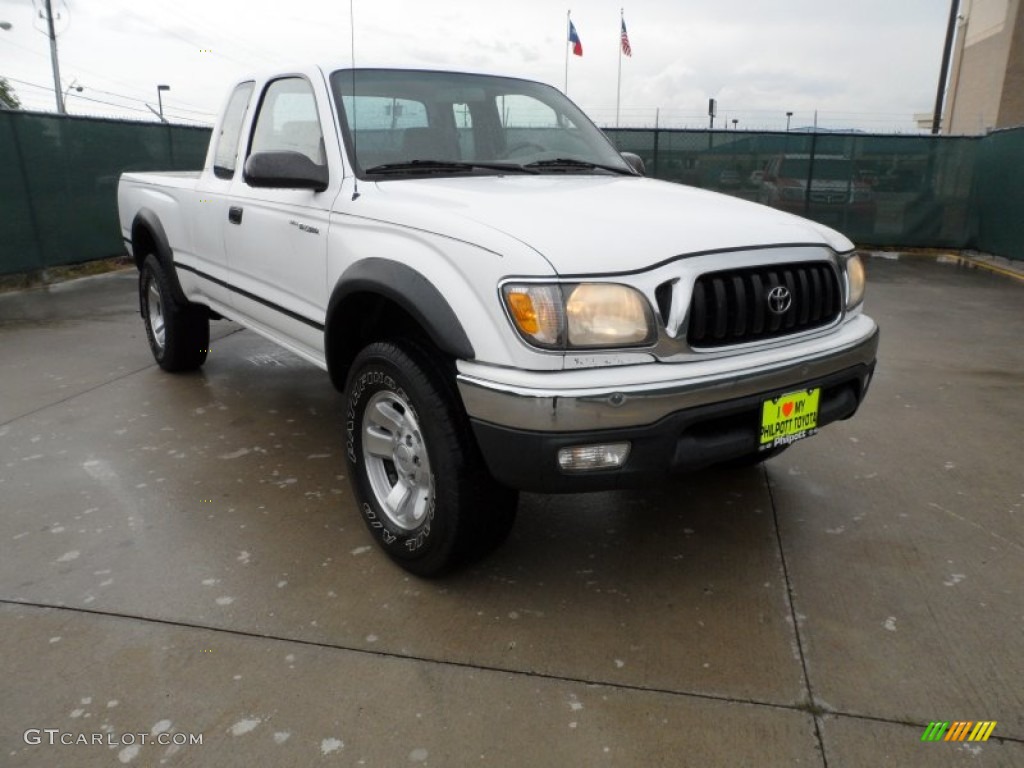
329,69,633,178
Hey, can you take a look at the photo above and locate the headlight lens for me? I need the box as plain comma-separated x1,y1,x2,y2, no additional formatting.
844,253,866,309
566,283,652,346
503,282,654,350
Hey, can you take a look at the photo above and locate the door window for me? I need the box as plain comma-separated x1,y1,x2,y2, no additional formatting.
250,78,326,166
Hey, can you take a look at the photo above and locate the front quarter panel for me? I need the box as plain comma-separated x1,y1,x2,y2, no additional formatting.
325,210,564,371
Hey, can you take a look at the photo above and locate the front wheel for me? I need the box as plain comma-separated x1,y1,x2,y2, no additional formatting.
344,340,517,576
139,255,209,372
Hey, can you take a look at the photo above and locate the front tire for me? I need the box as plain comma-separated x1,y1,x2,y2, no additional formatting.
344,340,517,576
140,255,209,372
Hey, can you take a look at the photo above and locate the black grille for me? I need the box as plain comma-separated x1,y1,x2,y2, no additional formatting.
686,262,841,348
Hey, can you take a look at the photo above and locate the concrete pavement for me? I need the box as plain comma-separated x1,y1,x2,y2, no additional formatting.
1,257,1022,766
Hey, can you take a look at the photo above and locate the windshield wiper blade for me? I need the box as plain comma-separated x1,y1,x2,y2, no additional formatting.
523,158,632,175
364,160,537,175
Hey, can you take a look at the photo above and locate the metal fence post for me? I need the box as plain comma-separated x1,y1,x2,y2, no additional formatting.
652,127,660,178
167,124,177,169
803,129,819,217
8,113,46,273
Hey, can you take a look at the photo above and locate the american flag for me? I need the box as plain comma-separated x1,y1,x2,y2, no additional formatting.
620,18,632,57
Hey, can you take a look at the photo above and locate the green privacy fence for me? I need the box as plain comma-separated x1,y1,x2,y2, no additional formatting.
605,127,1024,260
1,111,211,275
974,128,1024,262
1,112,1021,276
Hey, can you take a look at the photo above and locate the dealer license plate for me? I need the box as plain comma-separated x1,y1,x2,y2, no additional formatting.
759,389,820,451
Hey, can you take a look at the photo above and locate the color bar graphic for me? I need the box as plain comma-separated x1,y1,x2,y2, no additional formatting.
968,722,997,742
944,721,973,741
921,721,996,742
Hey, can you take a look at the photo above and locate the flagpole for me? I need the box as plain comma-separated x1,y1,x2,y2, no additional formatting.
565,10,571,94
616,8,623,127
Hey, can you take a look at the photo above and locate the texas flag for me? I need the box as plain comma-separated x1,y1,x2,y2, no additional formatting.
568,20,583,56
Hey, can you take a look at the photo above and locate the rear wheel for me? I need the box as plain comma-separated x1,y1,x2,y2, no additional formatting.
140,255,209,372
344,340,517,576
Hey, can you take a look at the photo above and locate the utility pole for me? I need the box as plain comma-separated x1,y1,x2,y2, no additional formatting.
43,0,65,114
932,0,960,134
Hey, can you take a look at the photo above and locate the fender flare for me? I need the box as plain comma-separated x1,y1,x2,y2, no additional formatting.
326,258,475,373
131,209,187,305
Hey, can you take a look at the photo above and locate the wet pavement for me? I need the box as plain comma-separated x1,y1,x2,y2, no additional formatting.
1,257,1022,767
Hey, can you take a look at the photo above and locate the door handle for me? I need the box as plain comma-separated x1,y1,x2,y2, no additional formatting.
228,206,243,225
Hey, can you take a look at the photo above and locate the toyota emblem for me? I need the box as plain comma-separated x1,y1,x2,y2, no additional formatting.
767,285,792,315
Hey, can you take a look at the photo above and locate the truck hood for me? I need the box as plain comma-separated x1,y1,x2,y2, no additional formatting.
368,175,853,275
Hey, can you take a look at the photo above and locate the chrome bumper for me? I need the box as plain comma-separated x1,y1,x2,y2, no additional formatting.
457,316,879,432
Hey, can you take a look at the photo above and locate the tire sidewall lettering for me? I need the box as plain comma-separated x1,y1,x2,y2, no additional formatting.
348,364,436,555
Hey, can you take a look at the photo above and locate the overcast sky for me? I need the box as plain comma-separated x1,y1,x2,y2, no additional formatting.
0,0,953,131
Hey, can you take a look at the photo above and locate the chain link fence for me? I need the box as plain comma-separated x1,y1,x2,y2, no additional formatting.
607,127,1024,261
1,111,211,276
1,113,1021,276
974,128,1024,262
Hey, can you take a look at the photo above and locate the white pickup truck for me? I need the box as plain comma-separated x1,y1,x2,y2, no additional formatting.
118,65,878,575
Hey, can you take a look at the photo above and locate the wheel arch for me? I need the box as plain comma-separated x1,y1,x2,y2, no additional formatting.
325,259,475,391
131,209,187,305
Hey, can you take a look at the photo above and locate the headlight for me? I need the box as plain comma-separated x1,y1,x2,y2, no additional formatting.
844,253,866,309
502,284,565,347
502,282,655,350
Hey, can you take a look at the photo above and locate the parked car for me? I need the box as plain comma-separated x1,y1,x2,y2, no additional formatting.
118,66,878,575
717,169,742,189
759,154,876,232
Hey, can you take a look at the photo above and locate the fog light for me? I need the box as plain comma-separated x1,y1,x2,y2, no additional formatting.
557,443,631,472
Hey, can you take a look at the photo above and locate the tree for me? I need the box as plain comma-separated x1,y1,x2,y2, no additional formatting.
0,77,21,110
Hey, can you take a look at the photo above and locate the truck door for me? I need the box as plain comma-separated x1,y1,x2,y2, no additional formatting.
191,81,254,312
224,75,335,360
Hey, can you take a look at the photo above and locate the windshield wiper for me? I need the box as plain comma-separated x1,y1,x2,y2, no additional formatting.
364,160,538,176
523,158,632,175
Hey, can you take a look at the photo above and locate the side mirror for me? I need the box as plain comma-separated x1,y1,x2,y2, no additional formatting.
620,152,646,176
244,151,328,191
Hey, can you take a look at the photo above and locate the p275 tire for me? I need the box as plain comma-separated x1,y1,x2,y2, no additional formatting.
139,255,210,372
344,340,517,577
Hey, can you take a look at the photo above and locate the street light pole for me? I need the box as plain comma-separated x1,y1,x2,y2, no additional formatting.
157,85,170,122
786,111,793,131
63,79,83,104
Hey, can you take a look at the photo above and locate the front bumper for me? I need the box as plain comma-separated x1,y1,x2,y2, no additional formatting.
458,316,878,492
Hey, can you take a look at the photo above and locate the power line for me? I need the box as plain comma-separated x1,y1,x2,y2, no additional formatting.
4,76,211,123
144,2,276,67
106,2,264,71
55,59,216,114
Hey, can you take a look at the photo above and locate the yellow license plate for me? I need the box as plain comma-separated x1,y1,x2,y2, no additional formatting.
760,389,820,450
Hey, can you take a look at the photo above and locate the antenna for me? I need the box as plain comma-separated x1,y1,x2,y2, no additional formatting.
349,0,360,201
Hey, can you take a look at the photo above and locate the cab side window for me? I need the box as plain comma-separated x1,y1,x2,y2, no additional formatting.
249,77,326,166
212,81,255,179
